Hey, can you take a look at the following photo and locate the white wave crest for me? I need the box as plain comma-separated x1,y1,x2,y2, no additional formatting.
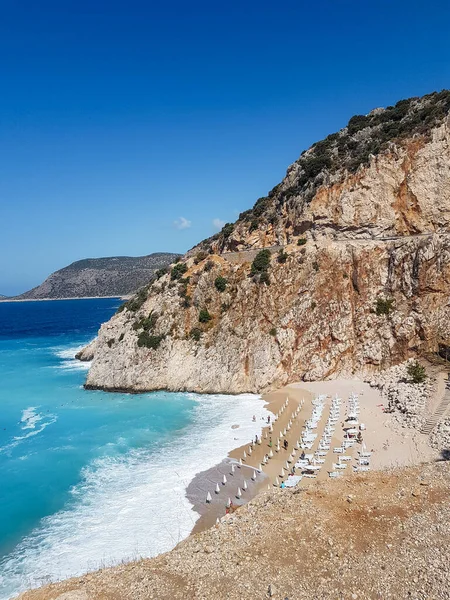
50,343,93,372
0,393,270,599
0,414,57,456
20,407,42,430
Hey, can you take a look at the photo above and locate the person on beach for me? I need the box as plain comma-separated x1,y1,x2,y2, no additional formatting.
269,437,272,447
300,450,305,460
283,439,288,450
255,434,259,444
267,415,271,424
252,415,256,422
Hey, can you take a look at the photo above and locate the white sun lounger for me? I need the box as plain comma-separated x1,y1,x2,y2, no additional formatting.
333,463,347,470
284,475,302,488
329,471,341,478
333,447,344,453
303,474,317,479
339,455,352,462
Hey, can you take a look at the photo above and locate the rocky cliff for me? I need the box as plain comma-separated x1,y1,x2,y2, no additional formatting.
81,91,450,393
13,253,180,300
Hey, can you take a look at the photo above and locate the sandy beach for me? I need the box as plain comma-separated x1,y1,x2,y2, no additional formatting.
188,385,313,532
188,377,439,535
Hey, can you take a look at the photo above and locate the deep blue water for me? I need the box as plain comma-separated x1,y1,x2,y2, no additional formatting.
0,299,268,599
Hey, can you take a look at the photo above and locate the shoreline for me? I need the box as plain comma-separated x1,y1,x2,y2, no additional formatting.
188,384,314,534
187,377,439,537
0,296,126,303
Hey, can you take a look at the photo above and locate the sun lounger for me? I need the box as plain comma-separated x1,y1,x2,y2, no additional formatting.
329,471,341,478
303,474,317,479
333,463,347,470
339,455,352,461
284,475,302,488
333,447,344,453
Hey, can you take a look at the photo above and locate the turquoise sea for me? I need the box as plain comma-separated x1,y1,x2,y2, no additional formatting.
0,299,269,599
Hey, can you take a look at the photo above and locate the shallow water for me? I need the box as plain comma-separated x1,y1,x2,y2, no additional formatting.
0,299,269,599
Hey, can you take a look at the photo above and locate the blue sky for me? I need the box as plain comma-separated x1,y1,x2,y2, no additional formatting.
1,1,450,295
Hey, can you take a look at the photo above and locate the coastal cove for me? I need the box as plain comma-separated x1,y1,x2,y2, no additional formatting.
0,300,271,600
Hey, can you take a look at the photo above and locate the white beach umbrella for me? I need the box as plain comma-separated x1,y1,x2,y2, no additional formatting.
275,476,280,486
231,463,235,474
283,428,286,436
285,461,290,470
276,441,280,452
226,498,231,508
295,442,300,450
269,449,273,458
222,475,227,485
258,437,262,444
243,451,247,459
286,424,291,432
215,483,220,494
248,446,252,455
236,488,242,499
206,492,212,503
252,469,257,481
216,518,220,525
258,463,263,472
267,484,271,490
243,479,248,491
280,467,285,477
239,458,242,467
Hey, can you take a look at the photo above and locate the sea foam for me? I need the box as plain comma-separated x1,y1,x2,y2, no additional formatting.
0,392,270,599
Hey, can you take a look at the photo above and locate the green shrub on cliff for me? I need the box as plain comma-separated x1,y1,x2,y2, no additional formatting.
251,249,271,275
133,312,158,331
259,271,270,285
190,327,202,341
194,251,208,264
199,308,212,323
125,287,148,312
214,276,227,292
407,361,427,384
220,223,234,238
137,332,165,350
171,262,188,281
375,297,395,315
155,267,168,279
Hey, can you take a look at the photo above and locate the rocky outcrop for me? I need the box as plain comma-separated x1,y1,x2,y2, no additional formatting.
430,417,450,454
82,93,450,394
12,253,180,300
368,360,434,429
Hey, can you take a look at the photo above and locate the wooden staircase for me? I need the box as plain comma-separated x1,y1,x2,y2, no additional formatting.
421,375,450,435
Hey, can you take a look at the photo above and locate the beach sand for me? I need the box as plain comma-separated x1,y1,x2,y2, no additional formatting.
189,384,314,532
188,378,439,534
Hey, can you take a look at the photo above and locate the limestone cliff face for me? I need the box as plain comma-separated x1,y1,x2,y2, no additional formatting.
82,100,450,394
